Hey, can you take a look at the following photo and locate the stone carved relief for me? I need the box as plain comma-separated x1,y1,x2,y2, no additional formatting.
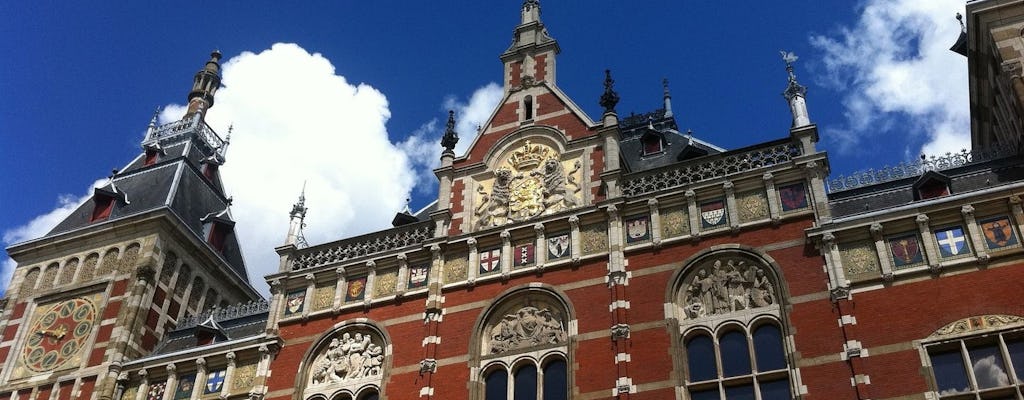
486,306,567,354
475,141,581,229
737,190,769,222
661,207,688,238
929,315,1024,338
839,241,880,281
308,329,385,387
680,256,777,320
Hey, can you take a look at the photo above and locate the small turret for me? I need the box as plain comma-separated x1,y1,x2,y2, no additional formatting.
663,78,674,118
284,184,308,248
781,51,811,128
185,50,223,120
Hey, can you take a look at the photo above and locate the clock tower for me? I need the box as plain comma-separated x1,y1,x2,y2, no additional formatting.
0,51,261,400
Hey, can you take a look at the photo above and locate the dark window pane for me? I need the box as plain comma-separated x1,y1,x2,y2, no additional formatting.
359,392,378,400
1006,337,1024,382
753,324,786,372
758,379,792,400
485,369,508,400
929,349,970,394
687,335,717,382
513,365,538,400
543,360,567,400
720,331,752,377
968,344,1010,389
723,384,755,400
688,388,720,400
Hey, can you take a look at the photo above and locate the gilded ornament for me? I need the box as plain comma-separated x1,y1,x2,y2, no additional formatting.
661,207,688,238
475,140,582,229
839,241,880,280
120,386,137,400
313,284,334,311
443,256,468,283
374,271,398,297
581,224,608,255
737,190,769,222
232,363,257,391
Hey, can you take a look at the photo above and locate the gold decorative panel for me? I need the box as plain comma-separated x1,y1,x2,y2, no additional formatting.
232,362,257,392
443,255,468,283
581,223,608,255
839,241,880,281
374,270,398,297
737,190,769,223
313,284,334,311
661,207,688,238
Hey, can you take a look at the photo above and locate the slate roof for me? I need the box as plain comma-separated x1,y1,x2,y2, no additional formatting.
828,155,1024,218
618,108,724,173
152,309,268,355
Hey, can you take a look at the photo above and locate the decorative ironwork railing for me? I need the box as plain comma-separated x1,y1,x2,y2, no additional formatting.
621,141,803,196
146,113,225,152
827,148,1013,193
177,299,270,330
291,221,433,270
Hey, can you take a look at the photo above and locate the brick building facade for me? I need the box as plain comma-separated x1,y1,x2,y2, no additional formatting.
2,1,1024,399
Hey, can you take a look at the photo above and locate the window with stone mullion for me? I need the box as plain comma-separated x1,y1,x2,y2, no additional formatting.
484,358,567,400
927,330,1024,398
684,322,791,400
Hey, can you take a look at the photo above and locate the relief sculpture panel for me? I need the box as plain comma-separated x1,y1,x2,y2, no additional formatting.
475,140,581,230
482,295,569,355
307,328,385,388
679,255,777,320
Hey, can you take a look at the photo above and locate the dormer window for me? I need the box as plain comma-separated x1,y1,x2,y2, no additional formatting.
89,187,126,222
143,149,159,166
913,171,952,200
202,216,234,252
641,131,665,156
202,163,218,181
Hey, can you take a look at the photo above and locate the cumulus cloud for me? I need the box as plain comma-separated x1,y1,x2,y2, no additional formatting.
810,0,969,157
0,44,500,298
399,82,503,194
1,180,106,295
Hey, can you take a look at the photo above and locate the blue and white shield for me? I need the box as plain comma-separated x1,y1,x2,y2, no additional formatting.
205,370,226,394
935,227,968,258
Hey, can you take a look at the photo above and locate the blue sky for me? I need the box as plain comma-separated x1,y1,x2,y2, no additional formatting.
0,1,970,295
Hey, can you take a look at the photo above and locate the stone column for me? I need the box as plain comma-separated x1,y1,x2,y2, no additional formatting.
569,215,581,263
467,238,479,284
916,214,940,272
222,352,237,399
723,181,739,233
192,357,207,400
961,205,988,262
163,364,178,400
648,199,662,247
685,190,700,239
763,172,781,224
534,223,547,268
870,223,894,280
333,268,347,312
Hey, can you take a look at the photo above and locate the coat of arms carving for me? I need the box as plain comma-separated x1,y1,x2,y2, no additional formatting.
475,140,581,229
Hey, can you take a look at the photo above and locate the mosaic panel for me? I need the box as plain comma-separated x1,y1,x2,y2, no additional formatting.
443,254,468,283
581,223,608,255
231,363,257,392
78,254,99,282
19,268,39,294
980,216,1020,251
96,248,120,276
934,226,971,259
624,215,651,245
374,270,398,297
313,283,334,311
661,207,689,238
887,233,925,270
38,264,58,290
345,276,367,302
58,258,78,285
839,241,880,281
737,190,769,222
117,243,141,274
120,386,137,400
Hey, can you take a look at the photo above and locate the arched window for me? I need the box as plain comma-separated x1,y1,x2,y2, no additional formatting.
474,288,572,400
922,315,1024,398
301,323,388,400
672,251,793,399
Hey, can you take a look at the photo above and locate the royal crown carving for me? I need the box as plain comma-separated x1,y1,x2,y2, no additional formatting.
475,140,582,229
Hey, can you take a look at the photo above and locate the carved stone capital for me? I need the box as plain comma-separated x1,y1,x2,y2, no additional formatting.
304,273,315,282
916,214,930,225
335,267,346,277
684,189,696,199
961,205,975,217
928,263,943,275
605,204,618,217
608,270,628,286
138,368,148,378
730,224,741,234
881,272,894,282
226,351,236,361
1010,194,1022,205
723,181,734,192
870,223,883,239
762,172,774,182
258,344,270,355
500,271,510,281
430,244,442,253
500,230,511,240
397,253,407,261
117,371,129,382
534,223,545,234
466,277,476,287
568,215,580,227
166,363,177,373
467,237,477,247
419,359,438,375
647,198,658,207
830,286,850,302
269,279,284,294
365,260,376,270
610,324,630,340
196,357,206,366
822,231,836,243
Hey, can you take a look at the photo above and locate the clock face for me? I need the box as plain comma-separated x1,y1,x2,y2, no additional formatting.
22,297,98,372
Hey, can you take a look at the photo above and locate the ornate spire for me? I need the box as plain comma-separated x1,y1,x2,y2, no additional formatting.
599,69,620,113
441,110,459,153
285,183,309,248
522,0,541,24
144,107,161,142
662,78,674,118
780,51,811,128
185,50,223,120
950,13,968,56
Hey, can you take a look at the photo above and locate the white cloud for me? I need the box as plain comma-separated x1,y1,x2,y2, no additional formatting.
160,43,418,295
1,180,106,296
1,44,501,299
810,0,969,157
399,82,503,194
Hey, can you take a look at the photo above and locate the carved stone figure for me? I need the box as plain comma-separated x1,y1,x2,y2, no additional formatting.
681,257,776,320
475,141,582,230
488,306,567,354
308,329,385,386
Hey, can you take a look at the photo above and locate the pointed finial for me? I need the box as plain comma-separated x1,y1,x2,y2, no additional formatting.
441,110,459,153
402,198,412,214
662,78,674,118
956,12,965,32
290,182,307,219
599,69,620,113
780,51,807,100
149,107,161,127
